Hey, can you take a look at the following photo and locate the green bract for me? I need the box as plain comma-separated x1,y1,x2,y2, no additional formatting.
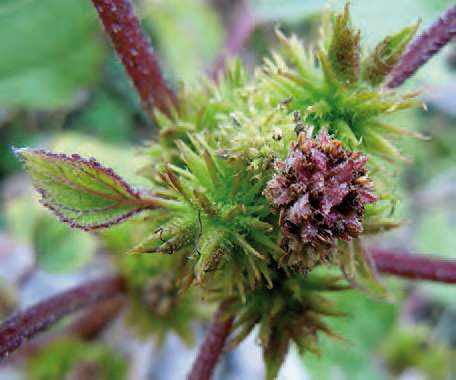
17,4,424,378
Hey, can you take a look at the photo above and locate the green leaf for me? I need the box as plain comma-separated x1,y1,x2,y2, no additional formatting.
34,214,97,273
5,194,97,273
416,210,456,259
51,133,151,188
15,148,160,231
5,195,38,243
0,0,105,109
415,210,456,305
71,91,133,144
303,290,398,380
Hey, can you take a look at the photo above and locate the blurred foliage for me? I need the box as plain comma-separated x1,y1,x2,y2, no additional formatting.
70,91,133,144
404,112,456,188
5,195,97,273
418,210,456,260
122,255,201,346
33,214,97,273
380,326,454,380
251,0,323,23
142,0,223,82
0,0,105,109
414,207,456,306
303,289,399,380
27,338,127,380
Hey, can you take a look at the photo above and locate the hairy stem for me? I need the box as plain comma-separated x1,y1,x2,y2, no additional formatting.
3,297,126,365
209,0,256,79
187,301,234,380
0,275,124,361
66,297,126,339
388,5,456,88
371,248,456,283
91,0,178,116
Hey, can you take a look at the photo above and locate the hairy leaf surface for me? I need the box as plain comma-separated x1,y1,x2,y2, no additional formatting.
15,148,159,230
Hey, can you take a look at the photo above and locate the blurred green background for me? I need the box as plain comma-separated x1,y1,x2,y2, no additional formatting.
0,1,455,379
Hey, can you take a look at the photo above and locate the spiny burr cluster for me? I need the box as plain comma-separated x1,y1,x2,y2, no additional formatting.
264,129,377,272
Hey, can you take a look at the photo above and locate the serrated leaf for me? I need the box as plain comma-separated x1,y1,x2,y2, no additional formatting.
0,0,105,109
51,133,151,188
15,148,161,231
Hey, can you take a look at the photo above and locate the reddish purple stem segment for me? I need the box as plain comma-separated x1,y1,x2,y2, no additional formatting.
371,249,456,284
187,302,234,380
91,0,178,116
0,275,124,361
388,5,456,88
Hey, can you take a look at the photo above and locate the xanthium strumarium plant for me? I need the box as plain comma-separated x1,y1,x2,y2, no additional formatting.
16,5,427,379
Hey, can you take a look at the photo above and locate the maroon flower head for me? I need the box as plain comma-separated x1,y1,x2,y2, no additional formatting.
264,130,377,272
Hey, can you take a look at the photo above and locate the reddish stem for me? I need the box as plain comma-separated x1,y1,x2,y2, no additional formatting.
3,297,126,365
387,5,456,88
371,248,456,283
66,297,126,339
209,1,256,80
91,0,178,116
187,301,234,380
0,275,124,361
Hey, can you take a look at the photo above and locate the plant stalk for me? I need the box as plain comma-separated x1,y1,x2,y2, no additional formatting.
371,248,456,283
388,5,456,88
91,0,178,116
1,297,126,365
0,275,124,361
187,301,234,380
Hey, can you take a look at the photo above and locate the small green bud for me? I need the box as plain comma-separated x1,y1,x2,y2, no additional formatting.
328,3,361,84
362,21,420,85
